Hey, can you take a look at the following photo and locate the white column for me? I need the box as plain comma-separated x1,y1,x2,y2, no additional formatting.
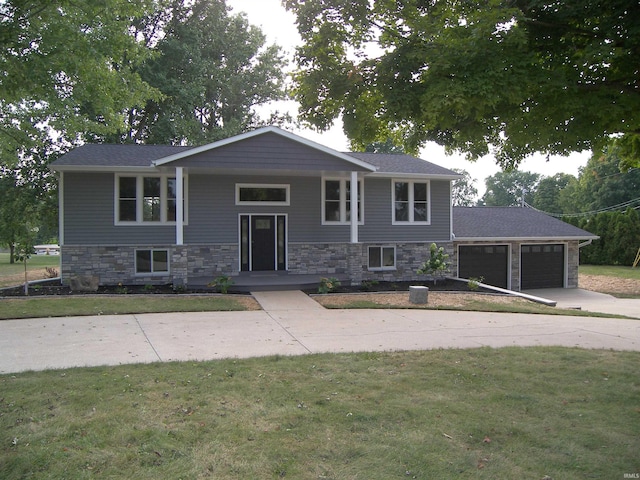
58,172,64,246
175,167,184,245
350,171,358,243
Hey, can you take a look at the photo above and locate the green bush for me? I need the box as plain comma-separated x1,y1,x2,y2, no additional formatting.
573,208,640,265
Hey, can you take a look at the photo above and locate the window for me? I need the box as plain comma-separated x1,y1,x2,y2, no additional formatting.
116,175,187,224
368,246,396,270
135,249,169,274
322,178,363,224
393,180,429,224
236,184,290,205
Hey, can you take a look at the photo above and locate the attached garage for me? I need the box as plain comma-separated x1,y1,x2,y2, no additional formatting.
458,244,509,289
521,244,565,289
452,207,598,291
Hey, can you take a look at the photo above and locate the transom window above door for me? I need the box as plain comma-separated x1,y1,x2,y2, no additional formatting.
235,184,290,205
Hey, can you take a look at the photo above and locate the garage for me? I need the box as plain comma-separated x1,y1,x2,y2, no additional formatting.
521,244,565,289
458,245,509,289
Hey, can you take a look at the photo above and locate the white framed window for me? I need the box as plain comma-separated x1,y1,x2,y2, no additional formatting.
115,174,188,224
368,245,396,271
392,179,430,224
235,183,290,206
322,178,364,224
135,249,169,274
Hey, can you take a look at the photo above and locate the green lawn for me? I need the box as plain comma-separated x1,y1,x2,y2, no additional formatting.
1,347,638,479
579,264,640,280
0,295,255,320
0,253,60,287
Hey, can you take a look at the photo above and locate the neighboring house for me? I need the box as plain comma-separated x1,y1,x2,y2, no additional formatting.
50,126,596,291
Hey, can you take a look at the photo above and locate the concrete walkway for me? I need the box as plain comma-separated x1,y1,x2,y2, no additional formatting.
0,289,638,374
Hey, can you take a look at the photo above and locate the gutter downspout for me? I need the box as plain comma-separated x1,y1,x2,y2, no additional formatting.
578,239,593,248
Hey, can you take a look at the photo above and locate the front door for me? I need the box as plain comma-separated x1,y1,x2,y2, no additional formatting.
240,214,287,272
251,216,276,271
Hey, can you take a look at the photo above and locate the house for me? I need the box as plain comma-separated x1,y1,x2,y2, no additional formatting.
50,126,597,291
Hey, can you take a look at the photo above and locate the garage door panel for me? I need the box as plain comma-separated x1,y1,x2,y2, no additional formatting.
521,244,564,289
458,245,508,289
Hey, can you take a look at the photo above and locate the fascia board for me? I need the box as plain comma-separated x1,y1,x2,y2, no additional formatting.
49,165,158,173
152,126,377,172
368,172,462,180
452,235,600,242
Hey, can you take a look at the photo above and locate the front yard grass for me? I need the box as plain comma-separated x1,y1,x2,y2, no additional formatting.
579,264,640,280
0,295,258,320
0,253,60,288
1,347,638,479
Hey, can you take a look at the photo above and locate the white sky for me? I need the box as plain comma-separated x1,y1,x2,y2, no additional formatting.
227,0,590,196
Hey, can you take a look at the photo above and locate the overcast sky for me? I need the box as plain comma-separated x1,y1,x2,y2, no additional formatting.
227,0,590,195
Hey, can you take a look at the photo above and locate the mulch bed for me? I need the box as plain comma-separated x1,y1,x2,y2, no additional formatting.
1,278,484,297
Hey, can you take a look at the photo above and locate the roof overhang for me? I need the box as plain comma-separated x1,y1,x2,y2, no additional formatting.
453,236,600,242
50,165,159,173
152,126,378,172
368,172,462,180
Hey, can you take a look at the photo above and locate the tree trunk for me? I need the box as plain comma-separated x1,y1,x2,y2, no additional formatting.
23,258,29,296
9,243,15,264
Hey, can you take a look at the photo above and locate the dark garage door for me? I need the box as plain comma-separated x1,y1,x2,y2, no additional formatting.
458,245,508,289
521,244,565,289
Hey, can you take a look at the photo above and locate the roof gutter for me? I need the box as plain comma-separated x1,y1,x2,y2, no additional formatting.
453,236,599,242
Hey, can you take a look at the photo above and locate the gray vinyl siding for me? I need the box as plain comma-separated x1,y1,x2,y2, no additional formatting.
63,172,452,247
169,132,371,172
185,175,350,244
359,178,451,242
63,172,176,245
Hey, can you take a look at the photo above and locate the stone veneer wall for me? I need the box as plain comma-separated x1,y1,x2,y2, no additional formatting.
61,244,238,286
62,240,581,289
288,242,454,285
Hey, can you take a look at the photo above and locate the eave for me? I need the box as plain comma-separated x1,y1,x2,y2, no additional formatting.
452,235,600,242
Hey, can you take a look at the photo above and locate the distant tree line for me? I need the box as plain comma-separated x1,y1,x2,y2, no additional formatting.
566,209,640,266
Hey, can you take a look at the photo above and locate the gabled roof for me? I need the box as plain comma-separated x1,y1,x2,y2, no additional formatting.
50,127,461,177
152,126,376,172
346,152,461,178
453,206,598,240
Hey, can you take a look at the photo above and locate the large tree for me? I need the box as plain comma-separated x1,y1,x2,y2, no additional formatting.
450,168,478,207
479,170,540,207
284,0,640,169
531,173,576,215
0,0,158,166
103,0,289,145
567,147,640,214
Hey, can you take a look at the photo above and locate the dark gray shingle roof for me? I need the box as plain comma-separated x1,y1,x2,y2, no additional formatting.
52,144,193,168
345,152,459,176
52,143,460,177
453,207,597,239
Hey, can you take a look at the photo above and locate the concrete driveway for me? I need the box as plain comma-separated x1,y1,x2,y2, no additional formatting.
525,288,640,318
0,289,638,374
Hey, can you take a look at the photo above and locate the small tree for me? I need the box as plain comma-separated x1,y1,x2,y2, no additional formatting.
417,243,450,285
14,239,35,296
